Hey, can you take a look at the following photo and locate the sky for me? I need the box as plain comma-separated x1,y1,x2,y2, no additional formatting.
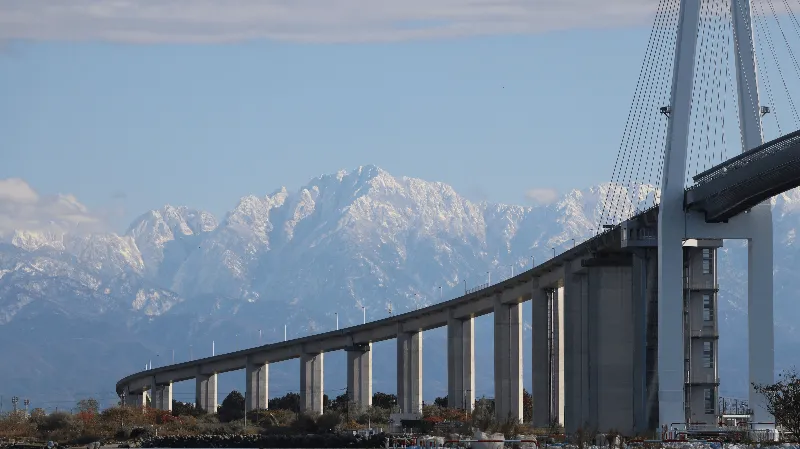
1,0,663,232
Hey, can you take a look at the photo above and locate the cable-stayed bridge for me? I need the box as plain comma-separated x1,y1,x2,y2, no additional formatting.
117,0,800,436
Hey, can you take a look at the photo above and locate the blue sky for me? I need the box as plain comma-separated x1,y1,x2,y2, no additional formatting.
0,1,656,231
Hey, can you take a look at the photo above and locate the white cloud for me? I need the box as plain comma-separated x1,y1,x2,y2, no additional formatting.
525,187,559,205
0,0,658,44
0,178,105,237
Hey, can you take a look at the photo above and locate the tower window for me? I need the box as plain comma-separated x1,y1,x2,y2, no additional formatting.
704,388,715,414
703,294,713,321
703,341,714,368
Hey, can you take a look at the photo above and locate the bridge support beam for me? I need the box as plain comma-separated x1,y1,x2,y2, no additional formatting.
300,352,324,415
397,330,422,414
246,357,269,411
447,315,474,411
748,206,775,428
591,265,635,434
494,297,522,422
564,271,589,434
658,0,701,431
531,287,549,427
346,344,372,411
196,372,218,413
157,382,173,411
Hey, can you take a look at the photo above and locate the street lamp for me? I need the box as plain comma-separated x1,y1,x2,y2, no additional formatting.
11,396,18,413
23,399,29,415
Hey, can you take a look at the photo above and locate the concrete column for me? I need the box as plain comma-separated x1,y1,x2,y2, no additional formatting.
397,330,422,414
748,206,775,429
494,296,522,422
246,357,269,411
196,372,218,413
148,376,157,409
632,250,659,434
346,344,372,411
531,287,550,427
447,315,475,411
590,265,634,434
555,286,565,426
158,382,173,411
563,271,589,434
300,352,324,415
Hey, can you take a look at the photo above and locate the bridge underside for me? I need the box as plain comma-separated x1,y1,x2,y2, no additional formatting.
686,129,800,222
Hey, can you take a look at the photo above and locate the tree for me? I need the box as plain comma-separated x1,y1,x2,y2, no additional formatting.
372,392,397,410
753,369,800,440
522,388,533,423
218,390,245,422
328,393,350,413
434,396,448,408
172,400,203,417
76,398,100,414
269,392,301,412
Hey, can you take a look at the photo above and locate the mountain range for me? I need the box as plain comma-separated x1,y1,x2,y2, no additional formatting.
1,165,799,412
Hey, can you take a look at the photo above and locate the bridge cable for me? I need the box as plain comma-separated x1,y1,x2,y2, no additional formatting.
686,0,714,187
709,0,728,170
643,0,679,209
770,0,800,130
598,0,670,228
754,0,783,137
628,0,673,217
720,0,734,164
612,0,668,224
757,0,800,127
652,0,682,206
729,0,771,151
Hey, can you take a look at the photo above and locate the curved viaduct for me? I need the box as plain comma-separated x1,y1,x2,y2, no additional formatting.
116,129,800,434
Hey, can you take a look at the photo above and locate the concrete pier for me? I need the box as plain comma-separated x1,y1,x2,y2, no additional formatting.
531,287,550,427
447,314,474,411
157,382,173,411
397,330,422,414
494,296,522,422
300,352,324,414
592,265,634,434
564,271,589,434
195,372,218,413
346,343,372,411
246,357,269,411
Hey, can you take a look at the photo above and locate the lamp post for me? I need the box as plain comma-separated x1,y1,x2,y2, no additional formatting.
11,396,18,413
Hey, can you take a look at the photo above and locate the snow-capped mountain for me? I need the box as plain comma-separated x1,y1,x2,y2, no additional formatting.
1,165,799,407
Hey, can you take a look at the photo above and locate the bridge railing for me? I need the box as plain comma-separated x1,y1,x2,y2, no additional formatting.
691,129,800,186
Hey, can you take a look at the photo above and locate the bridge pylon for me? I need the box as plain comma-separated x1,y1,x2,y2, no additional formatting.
658,0,774,433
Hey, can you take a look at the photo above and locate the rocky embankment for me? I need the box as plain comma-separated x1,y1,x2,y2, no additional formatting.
140,433,388,448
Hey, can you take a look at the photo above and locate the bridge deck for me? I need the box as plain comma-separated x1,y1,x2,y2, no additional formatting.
686,129,800,222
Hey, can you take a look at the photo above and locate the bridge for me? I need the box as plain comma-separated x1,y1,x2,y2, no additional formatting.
117,0,800,436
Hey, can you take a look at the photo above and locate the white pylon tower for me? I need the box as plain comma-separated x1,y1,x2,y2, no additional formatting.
658,0,774,432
